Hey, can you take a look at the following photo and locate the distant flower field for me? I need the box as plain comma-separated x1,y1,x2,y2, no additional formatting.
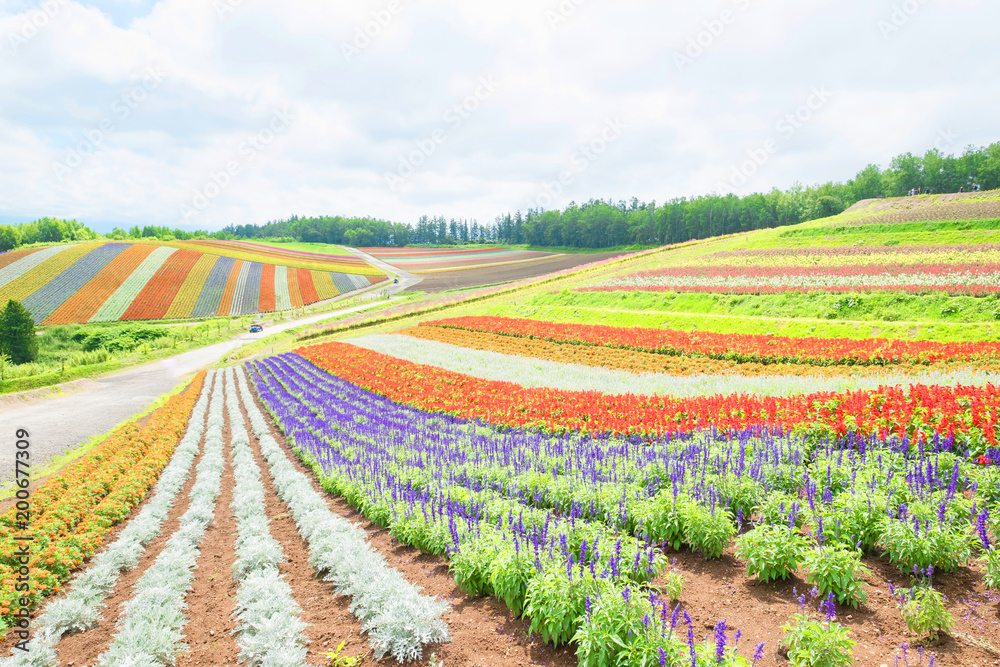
0,241,386,324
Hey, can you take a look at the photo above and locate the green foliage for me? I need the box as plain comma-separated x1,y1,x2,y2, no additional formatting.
661,567,685,602
736,525,808,583
981,549,1000,590
524,567,605,647
781,614,856,667
802,545,870,609
324,641,361,667
878,518,974,574
896,584,954,640
632,492,686,549
682,503,735,560
80,324,165,352
0,299,39,364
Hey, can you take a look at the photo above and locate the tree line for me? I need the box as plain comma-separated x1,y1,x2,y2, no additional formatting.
2,142,997,252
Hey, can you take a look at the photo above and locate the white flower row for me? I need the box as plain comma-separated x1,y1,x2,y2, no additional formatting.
96,372,227,667
233,367,450,662
90,246,177,322
223,367,309,667
0,245,73,289
2,372,217,667
274,265,292,311
345,333,1000,398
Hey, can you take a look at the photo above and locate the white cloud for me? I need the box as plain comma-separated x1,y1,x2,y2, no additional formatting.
0,0,997,230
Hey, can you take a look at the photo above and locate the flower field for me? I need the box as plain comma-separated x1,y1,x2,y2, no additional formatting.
9,196,1000,666
0,241,387,324
420,316,1000,366
361,246,561,273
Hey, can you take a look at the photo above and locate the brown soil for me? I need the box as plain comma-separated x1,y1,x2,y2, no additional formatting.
32,395,214,665
175,399,240,667
660,541,1000,667
414,252,631,293
236,391,372,665
246,385,578,667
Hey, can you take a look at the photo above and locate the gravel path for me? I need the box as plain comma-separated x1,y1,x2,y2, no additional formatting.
0,297,397,483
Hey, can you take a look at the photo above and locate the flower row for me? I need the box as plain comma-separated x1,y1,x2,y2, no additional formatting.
0,371,208,633
348,332,1000,398
420,316,1000,366
10,371,215,664
400,325,995,378
236,366,451,661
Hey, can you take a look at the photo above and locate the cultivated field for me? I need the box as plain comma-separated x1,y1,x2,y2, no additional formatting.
0,241,385,325
4,196,1000,667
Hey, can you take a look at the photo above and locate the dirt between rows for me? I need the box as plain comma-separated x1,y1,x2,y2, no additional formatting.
9,376,999,667
249,375,1000,667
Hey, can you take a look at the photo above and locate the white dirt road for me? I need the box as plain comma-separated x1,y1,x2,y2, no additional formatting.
0,296,402,482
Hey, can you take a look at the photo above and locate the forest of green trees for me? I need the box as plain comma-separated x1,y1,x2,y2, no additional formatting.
2,142,998,253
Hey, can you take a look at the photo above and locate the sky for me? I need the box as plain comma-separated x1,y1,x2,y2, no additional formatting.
0,0,996,233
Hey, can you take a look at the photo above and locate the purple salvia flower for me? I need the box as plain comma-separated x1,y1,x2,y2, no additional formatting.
714,619,728,665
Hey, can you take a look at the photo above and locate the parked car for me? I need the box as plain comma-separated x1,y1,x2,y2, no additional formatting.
249,324,263,333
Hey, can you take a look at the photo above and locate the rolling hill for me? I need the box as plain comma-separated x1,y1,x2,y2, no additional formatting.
0,240,386,324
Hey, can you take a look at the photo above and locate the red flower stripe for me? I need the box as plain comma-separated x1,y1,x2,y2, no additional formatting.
120,250,201,321
421,316,1000,366
297,268,318,304
297,342,1000,443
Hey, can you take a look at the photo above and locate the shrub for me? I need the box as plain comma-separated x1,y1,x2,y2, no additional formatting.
661,567,685,602
781,614,855,667
879,517,974,574
896,584,953,641
736,525,808,583
683,503,735,560
802,545,870,608
980,549,1000,590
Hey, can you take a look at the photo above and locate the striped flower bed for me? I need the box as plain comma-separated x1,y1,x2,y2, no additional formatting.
0,247,43,272
258,263,276,313
44,245,158,325
297,269,318,304
216,260,244,316
231,262,262,316
0,246,71,289
22,244,129,323
90,247,177,322
0,245,94,304
164,253,219,320
287,266,303,309
190,255,235,318
583,262,1000,295
120,250,201,321
274,266,292,311
4,242,385,324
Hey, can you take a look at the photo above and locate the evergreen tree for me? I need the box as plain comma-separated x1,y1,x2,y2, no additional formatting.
0,300,39,364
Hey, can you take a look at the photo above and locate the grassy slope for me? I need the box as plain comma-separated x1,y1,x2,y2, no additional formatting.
260,197,1000,349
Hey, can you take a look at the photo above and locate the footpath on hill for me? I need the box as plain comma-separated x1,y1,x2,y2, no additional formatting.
0,291,413,484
